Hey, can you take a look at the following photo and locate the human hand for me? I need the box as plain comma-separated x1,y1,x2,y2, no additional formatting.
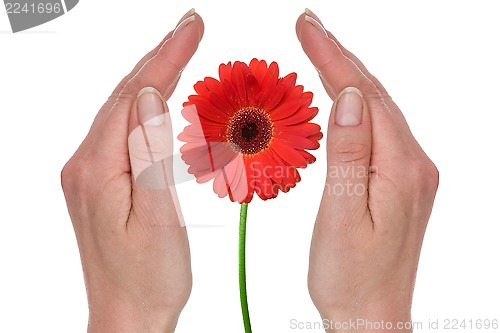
296,9,438,332
61,9,204,333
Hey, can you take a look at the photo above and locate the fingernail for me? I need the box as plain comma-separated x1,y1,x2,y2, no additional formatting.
304,15,328,37
182,8,196,19
173,14,196,37
137,87,167,126
335,87,363,127
305,8,321,22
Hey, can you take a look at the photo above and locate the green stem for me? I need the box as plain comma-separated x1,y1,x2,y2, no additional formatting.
239,203,252,333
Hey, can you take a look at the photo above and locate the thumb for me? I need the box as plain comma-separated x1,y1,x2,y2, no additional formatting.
325,87,372,212
128,87,184,226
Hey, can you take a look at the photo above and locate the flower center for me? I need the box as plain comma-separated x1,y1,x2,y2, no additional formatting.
227,107,273,155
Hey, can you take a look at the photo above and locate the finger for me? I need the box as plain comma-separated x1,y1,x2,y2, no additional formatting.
98,12,204,164
75,9,199,155
128,87,184,227
296,12,406,157
304,9,414,137
296,13,379,98
119,12,204,100
298,10,338,101
110,8,196,100
321,87,372,223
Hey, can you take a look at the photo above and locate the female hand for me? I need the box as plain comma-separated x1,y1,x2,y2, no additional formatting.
61,9,204,333
297,9,438,332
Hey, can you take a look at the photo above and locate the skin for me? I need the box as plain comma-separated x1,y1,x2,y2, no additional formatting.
297,10,438,333
61,9,438,333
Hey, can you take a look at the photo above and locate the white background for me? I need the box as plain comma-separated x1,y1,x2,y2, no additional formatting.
1,1,499,332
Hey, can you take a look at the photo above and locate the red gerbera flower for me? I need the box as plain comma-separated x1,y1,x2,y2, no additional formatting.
178,59,322,203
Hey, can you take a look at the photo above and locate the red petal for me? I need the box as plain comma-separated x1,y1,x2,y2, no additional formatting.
252,156,275,200
304,107,319,122
208,91,237,116
279,73,297,88
219,62,232,82
231,62,247,105
308,132,324,142
281,166,300,192
242,156,256,203
257,149,283,183
181,104,220,127
179,124,218,139
254,91,265,108
280,85,304,104
250,59,269,85
274,106,318,126
300,91,313,107
204,77,224,94
181,104,202,124
194,80,210,96
271,139,308,168
246,74,260,106
268,149,299,192
180,141,206,153
188,96,230,123
298,150,317,164
223,156,244,202
260,62,279,96
222,79,241,110
275,132,320,150
269,99,302,121
213,170,230,199
285,123,321,137
249,58,260,73
183,142,237,173
228,156,249,203
196,169,219,184
262,84,285,111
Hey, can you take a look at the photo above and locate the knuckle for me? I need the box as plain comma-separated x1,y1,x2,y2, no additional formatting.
330,136,370,164
426,161,440,191
119,71,149,98
60,161,75,193
61,155,93,197
406,158,439,193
